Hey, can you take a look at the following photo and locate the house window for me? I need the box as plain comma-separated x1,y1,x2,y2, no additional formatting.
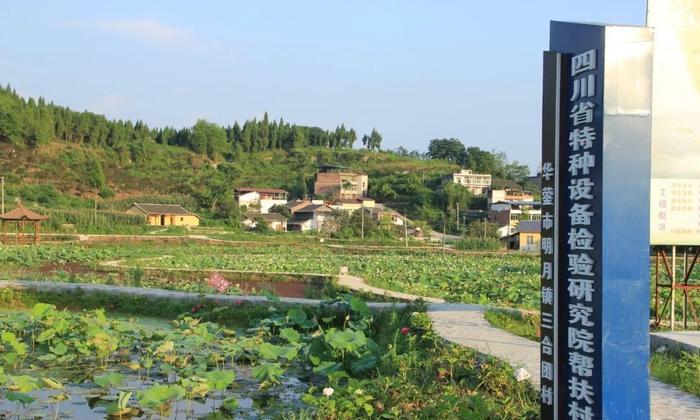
180,217,184,221
526,235,534,245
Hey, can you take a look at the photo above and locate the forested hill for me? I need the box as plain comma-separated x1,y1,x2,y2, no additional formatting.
0,84,382,159
0,85,534,231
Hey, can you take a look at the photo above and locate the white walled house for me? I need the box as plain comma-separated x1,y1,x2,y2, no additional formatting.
363,204,405,227
287,203,333,232
488,189,534,205
489,201,542,237
452,169,492,195
234,188,288,214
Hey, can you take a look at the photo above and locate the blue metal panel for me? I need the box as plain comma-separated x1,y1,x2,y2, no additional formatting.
600,26,653,419
547,21,653,419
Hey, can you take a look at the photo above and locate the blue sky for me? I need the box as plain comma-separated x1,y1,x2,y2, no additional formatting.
0,1,647,169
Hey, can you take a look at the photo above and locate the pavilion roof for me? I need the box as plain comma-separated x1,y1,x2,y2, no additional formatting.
0,205,48,221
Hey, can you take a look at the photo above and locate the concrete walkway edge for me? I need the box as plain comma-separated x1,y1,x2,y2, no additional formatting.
426,305,700,419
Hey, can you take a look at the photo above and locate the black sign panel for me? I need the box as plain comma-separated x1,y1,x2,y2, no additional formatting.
542,22,605,420
540,51,561,419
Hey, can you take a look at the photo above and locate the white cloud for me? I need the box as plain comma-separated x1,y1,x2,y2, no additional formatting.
86,18,194,46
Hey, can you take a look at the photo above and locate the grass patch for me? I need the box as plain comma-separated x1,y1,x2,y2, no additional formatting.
483,309,539,341
650,350,700,398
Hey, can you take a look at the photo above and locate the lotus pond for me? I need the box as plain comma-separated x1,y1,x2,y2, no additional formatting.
0,304,308,419
0,243,541,309
0,290,538,419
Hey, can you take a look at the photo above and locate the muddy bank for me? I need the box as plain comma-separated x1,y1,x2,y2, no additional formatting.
35,262,334,299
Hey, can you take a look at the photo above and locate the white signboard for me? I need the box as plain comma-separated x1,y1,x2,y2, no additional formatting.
648,0,700,245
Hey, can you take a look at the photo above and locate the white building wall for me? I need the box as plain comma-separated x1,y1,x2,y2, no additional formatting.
237,192,260,210
259,199,287,214
237,192,286,214
313,213,328,231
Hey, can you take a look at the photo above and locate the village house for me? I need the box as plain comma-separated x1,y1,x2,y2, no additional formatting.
234,187,288,214
287,202,334,232
488,188,534,205
313,165,368,199
241,213,288,232
126,203,201,227
363,204,405,227
328,197,376,213
284,199,311,214
502,220,541,252
451,169,492,195
489,201,541,237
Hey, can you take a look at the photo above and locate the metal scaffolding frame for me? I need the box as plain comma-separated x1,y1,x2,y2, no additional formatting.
654,246,700,330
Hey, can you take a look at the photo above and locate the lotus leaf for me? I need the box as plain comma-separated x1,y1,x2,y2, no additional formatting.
260,343,284,360
279,327,301,343
138,384,185,408
312,361,342,376
6,391,35,406
204,370,235,391
94,372,125,388
252,363,285,386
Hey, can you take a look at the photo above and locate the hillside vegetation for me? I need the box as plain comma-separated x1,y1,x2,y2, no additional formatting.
0,84,533,233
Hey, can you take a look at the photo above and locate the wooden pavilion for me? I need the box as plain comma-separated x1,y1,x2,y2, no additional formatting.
0,204,48,245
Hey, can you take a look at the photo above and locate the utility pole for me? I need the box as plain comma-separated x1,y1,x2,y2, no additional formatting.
1,176,4,215
404,213,408,248
456,202,460,232
361,208,364,240
442,216,446,254
94,186,98,224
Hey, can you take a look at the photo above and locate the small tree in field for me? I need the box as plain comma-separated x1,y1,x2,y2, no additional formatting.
251,215,272,233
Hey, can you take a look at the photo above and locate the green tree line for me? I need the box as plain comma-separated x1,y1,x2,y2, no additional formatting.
427,138,530,182
0,85,381,159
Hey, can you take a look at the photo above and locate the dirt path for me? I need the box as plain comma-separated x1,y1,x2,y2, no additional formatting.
338,273,445,303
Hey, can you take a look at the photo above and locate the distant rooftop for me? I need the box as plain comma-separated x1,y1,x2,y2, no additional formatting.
296,203,333,213
243,213,288,222
492,200,541,206
130,203,198,216
334,197,374,204
317,164,365,175
235,187,288,194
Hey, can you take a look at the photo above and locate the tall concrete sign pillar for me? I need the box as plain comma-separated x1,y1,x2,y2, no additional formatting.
541,22,654,419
